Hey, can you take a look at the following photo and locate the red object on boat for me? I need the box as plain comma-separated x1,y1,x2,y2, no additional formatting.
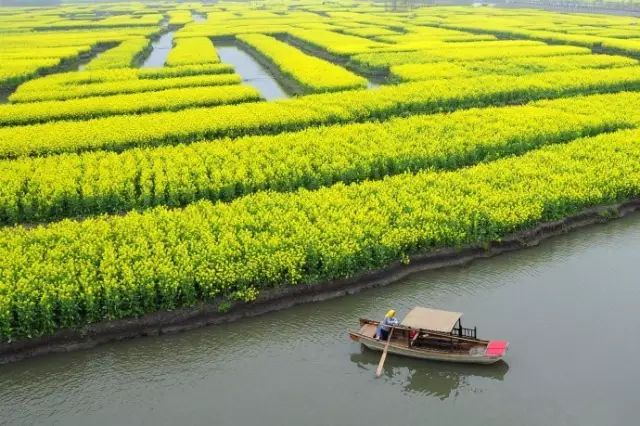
485,340,509,357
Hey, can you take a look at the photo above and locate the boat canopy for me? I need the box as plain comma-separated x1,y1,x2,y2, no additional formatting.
400,307,463,333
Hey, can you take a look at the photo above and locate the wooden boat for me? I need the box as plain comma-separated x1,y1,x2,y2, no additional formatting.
349,306,509,365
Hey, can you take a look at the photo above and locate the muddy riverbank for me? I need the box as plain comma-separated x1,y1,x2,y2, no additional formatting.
2,198,639,364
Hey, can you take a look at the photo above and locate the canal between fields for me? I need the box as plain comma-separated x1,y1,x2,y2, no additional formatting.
141,31,174,68
192,12,207,22
138,30,290,100
1,213,639,425
216,42,290,100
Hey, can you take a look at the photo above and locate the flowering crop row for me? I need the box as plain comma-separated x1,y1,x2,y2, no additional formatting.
341,26,400,38
0,43,88,89
9,63,235,102
0,84,260,126
2,127,640,340
167,10,193,26
0,58,61,89
286,29,386,56
376,26,497,43
84,38,151,70
175,23,295,39
135,63,233,78
390,54,638,81
368,39,544,55
173,10,331,38
41,13,163,30
2,66,640,158
9,73,241,104
0,91,636,225
165,37,220,67
601,39,640,57
237,34,367,93
439,22,606,49
350,44,590,72
0,45,93,60
1,28,158,49
431,7,640,58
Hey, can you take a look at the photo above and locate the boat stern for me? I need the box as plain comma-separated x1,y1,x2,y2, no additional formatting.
484,340,509,359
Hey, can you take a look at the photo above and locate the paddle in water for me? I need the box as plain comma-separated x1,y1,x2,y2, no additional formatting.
375,327,394,378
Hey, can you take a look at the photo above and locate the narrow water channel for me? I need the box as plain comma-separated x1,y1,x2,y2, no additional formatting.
74,42,118,71
1,213,639,425
216,42,289,101
77,58,95,71
141,31,174,68
192,12,206,22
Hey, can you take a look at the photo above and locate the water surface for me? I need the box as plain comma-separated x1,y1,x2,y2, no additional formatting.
1,214,639,426
141,31,174,68
192,12,206,22
216,43,289,100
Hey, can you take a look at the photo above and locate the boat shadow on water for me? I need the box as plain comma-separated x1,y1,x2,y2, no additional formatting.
350,347,509,400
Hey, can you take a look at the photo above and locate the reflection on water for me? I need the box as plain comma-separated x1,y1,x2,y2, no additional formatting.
141,31,174,68
350,347,509,399
1,214,640,425
216,43,289,101
192,12,206,22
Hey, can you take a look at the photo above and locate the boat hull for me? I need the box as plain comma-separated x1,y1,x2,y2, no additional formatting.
350,332,504,365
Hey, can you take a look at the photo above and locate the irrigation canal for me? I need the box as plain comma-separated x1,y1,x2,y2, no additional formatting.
141,31,174,68
192,12,207,22
113,25,374,99
135,29,290,100
217,42,290,100
1,211,639,425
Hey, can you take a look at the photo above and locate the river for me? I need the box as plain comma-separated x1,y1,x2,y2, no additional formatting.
1,213,639,425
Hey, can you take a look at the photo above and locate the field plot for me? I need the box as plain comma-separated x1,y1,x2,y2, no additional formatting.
237,33,367,93
166,37,220,67
3,1,640,346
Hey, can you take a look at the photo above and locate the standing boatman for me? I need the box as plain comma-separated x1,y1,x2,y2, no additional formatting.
376,309,399,340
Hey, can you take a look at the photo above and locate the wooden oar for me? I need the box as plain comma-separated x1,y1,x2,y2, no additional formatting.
375,327,394,378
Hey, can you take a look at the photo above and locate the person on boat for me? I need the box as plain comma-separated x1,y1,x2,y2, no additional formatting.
376,309,399,340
